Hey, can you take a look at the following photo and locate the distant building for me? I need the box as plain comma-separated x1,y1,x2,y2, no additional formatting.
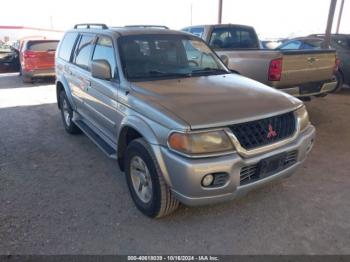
0,26,64,43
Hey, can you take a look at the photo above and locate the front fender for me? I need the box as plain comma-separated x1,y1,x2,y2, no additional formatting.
120,115,159,145
120,115,174,187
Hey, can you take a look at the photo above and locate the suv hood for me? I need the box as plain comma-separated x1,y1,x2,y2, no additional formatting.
131,74,302,129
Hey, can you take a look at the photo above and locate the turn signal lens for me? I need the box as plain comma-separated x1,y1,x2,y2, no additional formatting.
296,106,310,131
168,130,234,156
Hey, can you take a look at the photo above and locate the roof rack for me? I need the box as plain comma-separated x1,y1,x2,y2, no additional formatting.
124,25,169,29
74,23,108,29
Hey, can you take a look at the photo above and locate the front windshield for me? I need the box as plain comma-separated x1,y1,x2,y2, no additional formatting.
118,34,229,81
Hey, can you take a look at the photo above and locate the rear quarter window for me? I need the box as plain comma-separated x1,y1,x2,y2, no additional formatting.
27,41,59,51
58,32,79,61
209,27,259,49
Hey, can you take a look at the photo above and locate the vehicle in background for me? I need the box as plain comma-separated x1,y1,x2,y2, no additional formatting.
277,35,350,92
19,39,59,83
261,39,288,49
0,43,20,73
56,24,315,218
182,24,338,98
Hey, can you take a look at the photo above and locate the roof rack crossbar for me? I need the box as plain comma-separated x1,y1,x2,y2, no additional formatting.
74,23,108,29
124,25,169,29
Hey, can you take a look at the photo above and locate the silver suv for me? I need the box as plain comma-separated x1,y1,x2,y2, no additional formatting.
56,24,315,218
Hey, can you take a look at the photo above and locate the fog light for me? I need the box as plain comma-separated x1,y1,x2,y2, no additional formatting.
202,174,214,187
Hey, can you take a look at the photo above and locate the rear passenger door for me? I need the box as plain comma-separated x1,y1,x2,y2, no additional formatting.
85,35,120,144
70,33,96,120
56,32,80,107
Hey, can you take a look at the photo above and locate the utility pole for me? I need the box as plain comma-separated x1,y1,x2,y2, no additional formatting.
323,0,337,48
218,0,223,24
336,0,345,33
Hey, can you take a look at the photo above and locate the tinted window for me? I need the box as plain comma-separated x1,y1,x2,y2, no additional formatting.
189,27,204,37
74,34,95,70
302,40,322,50
209,27,259,49
280,40,302,50
58,32,78,61
92,36,117,79
27,41,59,51
333,36,350,50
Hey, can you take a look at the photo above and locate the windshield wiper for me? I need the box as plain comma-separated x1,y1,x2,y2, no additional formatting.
148,70,191,78
191,68,229,75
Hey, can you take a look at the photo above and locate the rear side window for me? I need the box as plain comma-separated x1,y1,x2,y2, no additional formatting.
189,27,204,38
92,36,117,79
209,27,259,49
58,32,78,61
279,40,302,50
27,41,59,51
302,40,322,50
333,36,350,50
74,34,95,70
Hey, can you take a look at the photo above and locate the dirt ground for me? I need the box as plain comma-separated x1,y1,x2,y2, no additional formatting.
0,73,349,255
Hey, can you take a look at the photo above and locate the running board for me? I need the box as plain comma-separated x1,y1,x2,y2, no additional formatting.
74,119,117,159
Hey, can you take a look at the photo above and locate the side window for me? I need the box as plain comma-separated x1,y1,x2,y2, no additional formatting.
74,34,95,70
280,40,302,50
189,27,204,38
333,37,350,50
92,36,117,79
301,40,322,50
58,32,78,61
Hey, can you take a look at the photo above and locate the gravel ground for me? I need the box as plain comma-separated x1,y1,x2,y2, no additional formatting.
0,73,350,255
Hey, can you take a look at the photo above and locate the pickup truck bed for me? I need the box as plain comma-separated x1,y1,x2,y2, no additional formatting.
182,24,337,97
216,49,337,96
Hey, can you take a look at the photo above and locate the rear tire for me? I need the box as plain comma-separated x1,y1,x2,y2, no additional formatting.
331,71,344,93
22,74,32,84
125,138,179,218
59,91,81,134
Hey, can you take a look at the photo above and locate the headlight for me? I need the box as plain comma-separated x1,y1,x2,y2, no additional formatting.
296,105,310,131
168,130,234,156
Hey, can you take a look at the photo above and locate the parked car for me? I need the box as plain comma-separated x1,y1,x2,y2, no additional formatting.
56,24,315,218
182,24,338,98
0,43,20,72
261,39,288,49
277,34,350,91
19,39,59,83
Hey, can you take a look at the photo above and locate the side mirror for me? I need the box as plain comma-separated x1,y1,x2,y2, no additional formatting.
91,59,112,80
220,55,229,67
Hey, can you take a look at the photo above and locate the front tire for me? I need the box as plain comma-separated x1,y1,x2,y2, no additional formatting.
59,91,81,134
125,138,179,218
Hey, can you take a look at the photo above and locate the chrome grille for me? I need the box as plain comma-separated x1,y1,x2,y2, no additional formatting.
229,112,296,150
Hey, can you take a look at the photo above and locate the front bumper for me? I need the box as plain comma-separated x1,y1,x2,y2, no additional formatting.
154,125,315,206
279,80,337,97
